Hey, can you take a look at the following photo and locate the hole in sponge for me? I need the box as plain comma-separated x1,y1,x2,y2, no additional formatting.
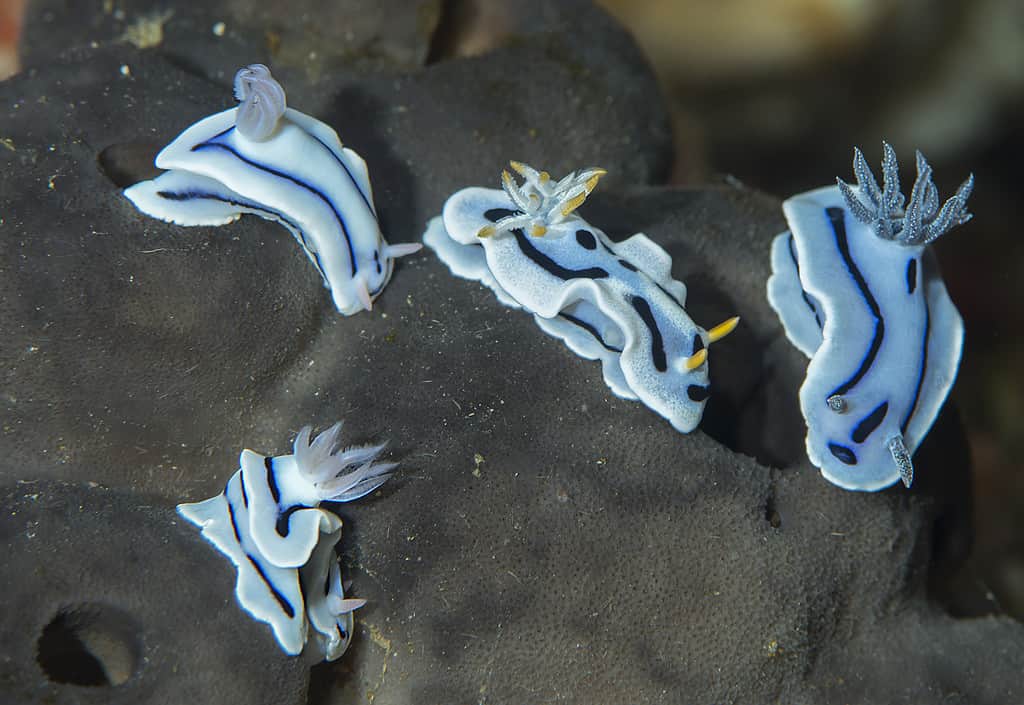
98,141,163,188
36,604,141,687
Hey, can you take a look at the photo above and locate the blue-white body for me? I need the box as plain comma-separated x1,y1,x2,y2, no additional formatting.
425,184,716,433
768,184,964,491
177,424,394,661
125,70,420,315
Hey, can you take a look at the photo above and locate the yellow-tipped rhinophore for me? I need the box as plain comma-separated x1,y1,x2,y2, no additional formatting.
501,169,515,190
530,224,548,237
509,161,527,175
707,316,740,344
684,348,708,371
477,224,496,238
539,171,550,184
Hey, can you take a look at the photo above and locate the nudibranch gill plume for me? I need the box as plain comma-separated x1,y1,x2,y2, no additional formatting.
423,162,739,433
124,64,421,315
767,143,972,491
177,422,395,661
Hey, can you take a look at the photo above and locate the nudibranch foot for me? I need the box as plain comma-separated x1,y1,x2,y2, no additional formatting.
424,162,739,434
177,422,394,661
124,63,420,315
768,144,970,491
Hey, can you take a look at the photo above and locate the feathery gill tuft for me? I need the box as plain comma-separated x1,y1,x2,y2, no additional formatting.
477,162,606,239
292,423,396,502
837,142,973,246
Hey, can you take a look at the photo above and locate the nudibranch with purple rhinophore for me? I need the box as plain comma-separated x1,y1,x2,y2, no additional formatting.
423,162,739,434
177,422,396,661
767,143,973,491
124,64,421,315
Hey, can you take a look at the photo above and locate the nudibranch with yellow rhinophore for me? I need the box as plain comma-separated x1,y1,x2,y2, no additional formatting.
124,64,421,315
423,162,739,433
767,143,973,491
177,422,395,661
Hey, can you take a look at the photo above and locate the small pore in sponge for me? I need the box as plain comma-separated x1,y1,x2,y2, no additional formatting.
36,604,141,687
98,141,163,188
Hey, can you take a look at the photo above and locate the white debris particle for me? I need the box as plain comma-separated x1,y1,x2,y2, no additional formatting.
121,9,174,49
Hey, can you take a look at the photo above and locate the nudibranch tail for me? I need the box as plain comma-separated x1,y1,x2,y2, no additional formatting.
837,142,974,246
233,64,287,141
293,423,394,502
354,276,374,312
327,595,368,615
383,242,423,259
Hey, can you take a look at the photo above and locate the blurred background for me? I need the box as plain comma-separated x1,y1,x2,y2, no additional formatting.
593,0,1024,620
2,0,1021,617
0,0,20,79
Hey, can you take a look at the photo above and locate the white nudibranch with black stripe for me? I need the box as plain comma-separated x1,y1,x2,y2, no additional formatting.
124,64,421,314
767,143,972,491
423,162,739,433
177,423,395,661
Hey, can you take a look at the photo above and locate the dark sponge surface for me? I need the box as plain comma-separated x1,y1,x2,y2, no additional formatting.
20,0,445,77
0,480,309,704
2,1,1022,704
1,0,670,498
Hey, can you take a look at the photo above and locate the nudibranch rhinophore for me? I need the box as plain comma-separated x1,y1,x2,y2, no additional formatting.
177,423,395,661
124,64,421,314
423,162,739,433
767,143,973,491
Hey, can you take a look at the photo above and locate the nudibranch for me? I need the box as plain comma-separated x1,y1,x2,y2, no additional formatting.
124,64,421,314
767,143,973,491
423,162,739,433
177,422,395,661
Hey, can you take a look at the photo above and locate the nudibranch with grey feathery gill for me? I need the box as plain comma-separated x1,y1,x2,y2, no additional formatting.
767,143,973,491
423,162,740,434
124,64,421,314
177,422,396,661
